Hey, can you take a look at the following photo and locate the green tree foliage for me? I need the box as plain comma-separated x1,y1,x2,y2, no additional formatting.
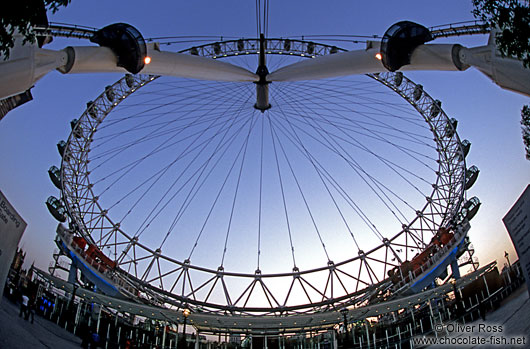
522,105,530,160
0,0,71,59
472,0,530,68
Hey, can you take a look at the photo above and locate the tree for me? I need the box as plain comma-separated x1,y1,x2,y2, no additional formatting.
472,0,530,68
0,0,71,59
522,105,530,160
473,1,530,159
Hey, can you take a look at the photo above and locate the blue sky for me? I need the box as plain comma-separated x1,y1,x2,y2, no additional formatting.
0,0,528,279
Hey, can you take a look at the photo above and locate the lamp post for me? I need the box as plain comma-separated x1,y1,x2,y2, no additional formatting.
504,251,511,267
340,308,349,347
68,283,78,311
180,308,190,349
450,278,461,319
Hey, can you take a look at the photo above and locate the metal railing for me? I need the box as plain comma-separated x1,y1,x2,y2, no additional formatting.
430,20,490,38
33,22,97,39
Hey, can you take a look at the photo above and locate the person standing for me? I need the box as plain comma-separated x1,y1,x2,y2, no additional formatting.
19,293,29,319
479,299,487,321
28,297,36,323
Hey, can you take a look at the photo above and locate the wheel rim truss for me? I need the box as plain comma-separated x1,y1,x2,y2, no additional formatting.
58,38,468,320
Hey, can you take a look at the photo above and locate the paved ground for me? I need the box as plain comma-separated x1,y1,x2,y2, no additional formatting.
0,297,82,349
479,286,530,344
466,285,530,348
425,285,530,348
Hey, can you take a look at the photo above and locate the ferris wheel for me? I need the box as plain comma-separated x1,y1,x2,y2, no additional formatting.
5,14,517,334
44,28,484,322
